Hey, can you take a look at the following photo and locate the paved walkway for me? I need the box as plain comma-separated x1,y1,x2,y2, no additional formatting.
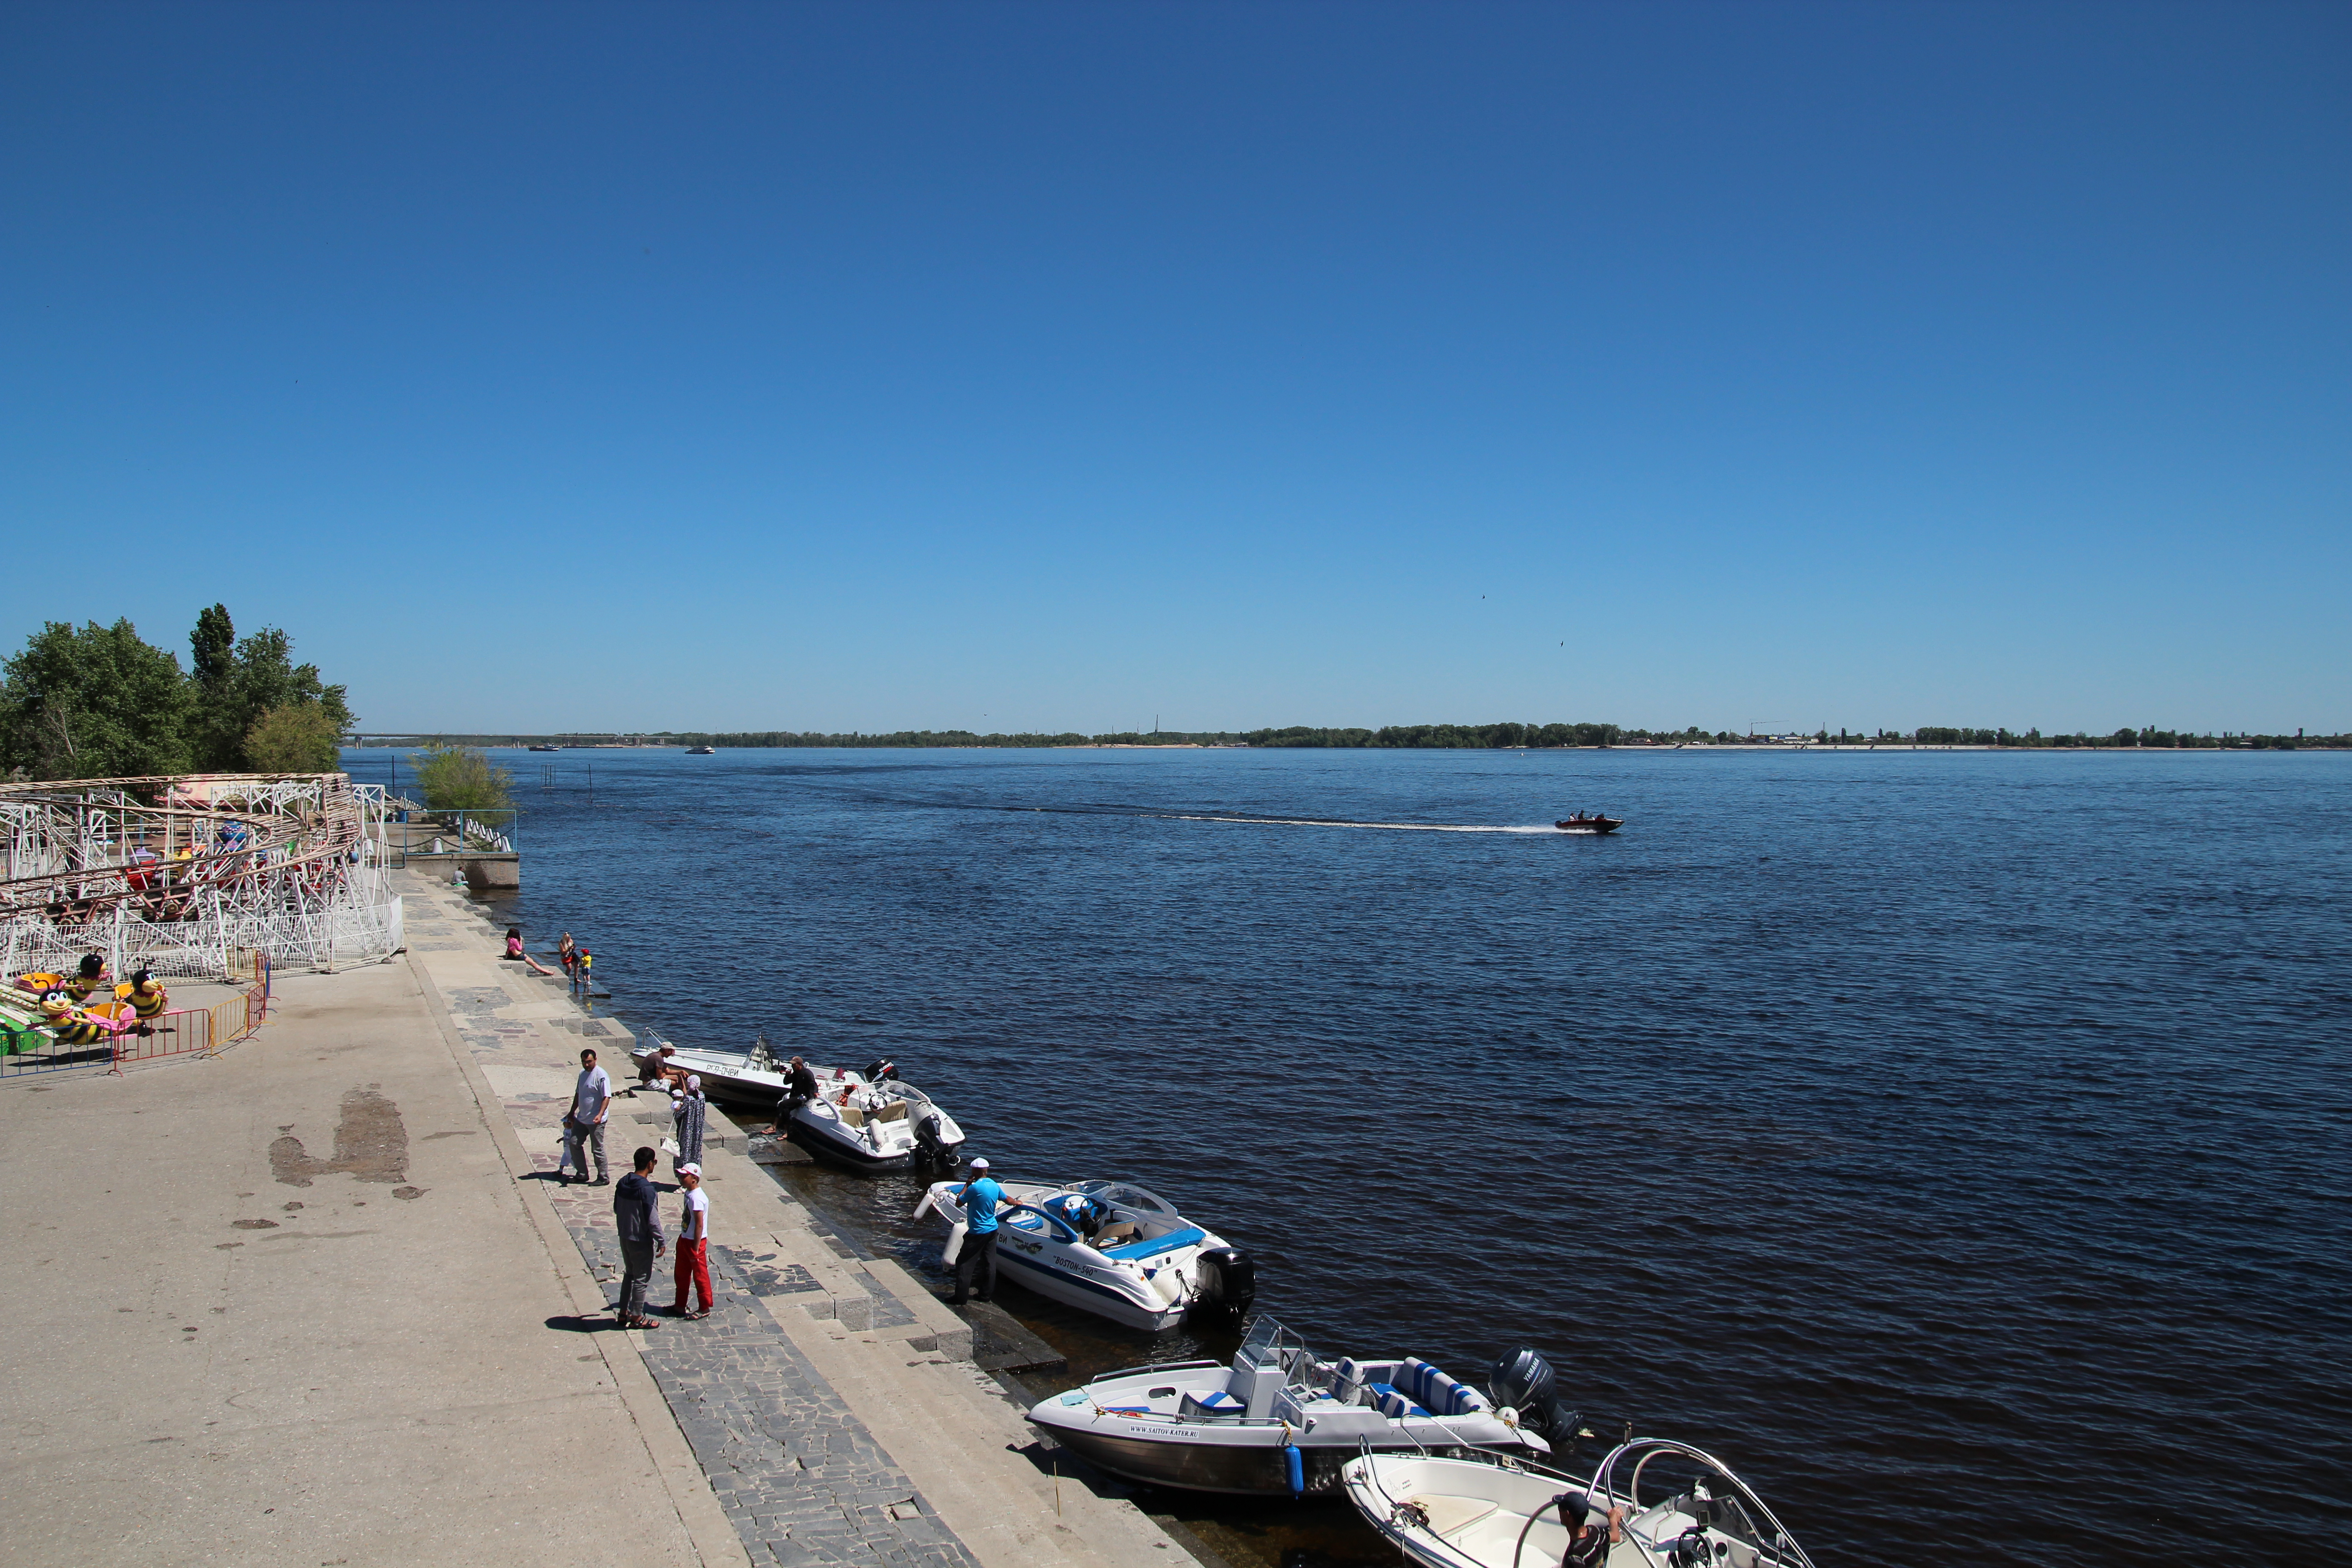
0,957,735,1568
398,870,1200,1568
0,871,1199,1568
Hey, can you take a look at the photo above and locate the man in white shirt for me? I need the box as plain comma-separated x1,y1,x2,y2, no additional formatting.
670,1162,713,1318
564,1048,613,1186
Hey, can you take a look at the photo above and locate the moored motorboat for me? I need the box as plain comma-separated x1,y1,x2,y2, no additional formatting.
1342,1438,1813,1568
914,1176,1254,1332
1024,1317,1560,1496
1554,814,1623,833
628,1036,966,1172
686,745,716,755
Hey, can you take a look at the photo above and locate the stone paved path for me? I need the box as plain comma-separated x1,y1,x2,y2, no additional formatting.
403,874,982,1568
555,1201,974,1568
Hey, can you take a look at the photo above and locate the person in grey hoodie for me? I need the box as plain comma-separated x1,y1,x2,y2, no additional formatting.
612,1146,666,1329
672,1075,707,1177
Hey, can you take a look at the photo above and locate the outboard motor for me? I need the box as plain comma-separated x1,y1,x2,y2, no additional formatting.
863,1058,900,1083
912,1112,953,1167
1489,1348,1563,1438
1192,1247,1257,1318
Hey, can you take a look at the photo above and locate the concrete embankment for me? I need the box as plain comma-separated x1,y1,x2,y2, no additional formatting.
0,869,1204,1568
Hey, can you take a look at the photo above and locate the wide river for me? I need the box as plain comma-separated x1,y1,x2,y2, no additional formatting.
355,745,2349,1567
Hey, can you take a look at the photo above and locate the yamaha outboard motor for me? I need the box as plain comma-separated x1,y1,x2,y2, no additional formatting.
1489,1348,1562,1438
1193,1247,1257,1318
863,1058,900,1083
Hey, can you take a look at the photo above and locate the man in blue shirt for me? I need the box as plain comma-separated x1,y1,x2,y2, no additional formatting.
950,1157,1003,1307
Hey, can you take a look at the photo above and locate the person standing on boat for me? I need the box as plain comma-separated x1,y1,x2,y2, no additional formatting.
949,1156,1003,1307
672,1074,706,1177
1562,1503,1627,1566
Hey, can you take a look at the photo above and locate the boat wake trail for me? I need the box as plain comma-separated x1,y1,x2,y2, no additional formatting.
986,804,1562,834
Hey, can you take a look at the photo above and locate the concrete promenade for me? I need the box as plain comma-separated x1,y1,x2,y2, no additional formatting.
0,872,1196,1568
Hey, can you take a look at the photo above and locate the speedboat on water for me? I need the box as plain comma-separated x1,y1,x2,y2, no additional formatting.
1554,813,1623,833
629,1036,966,1172
1342,1437,1813,1568
1024,1317,1559,1496
913,1176,1255,1332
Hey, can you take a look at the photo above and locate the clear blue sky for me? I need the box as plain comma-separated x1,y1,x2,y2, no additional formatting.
5,1,2345,735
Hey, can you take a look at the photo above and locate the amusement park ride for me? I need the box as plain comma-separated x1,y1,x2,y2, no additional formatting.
0,773,404,980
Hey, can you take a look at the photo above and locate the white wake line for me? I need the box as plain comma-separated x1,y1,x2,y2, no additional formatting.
1148,813,1561,834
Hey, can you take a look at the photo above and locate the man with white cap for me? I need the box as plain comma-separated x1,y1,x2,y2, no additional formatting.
671,1073,707,1177
669,1162,714,1319
949,1157,1004,1307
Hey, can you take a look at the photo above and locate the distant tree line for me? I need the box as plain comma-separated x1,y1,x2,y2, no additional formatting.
0,607,353,780
343,721,2351,753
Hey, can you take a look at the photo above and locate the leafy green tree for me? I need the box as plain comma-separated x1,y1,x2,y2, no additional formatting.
245,703,344,773
186,609,354,770
410,745,516,813
0,619,194,779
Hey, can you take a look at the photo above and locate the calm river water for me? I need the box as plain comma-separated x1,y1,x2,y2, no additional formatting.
356,745,2350,1567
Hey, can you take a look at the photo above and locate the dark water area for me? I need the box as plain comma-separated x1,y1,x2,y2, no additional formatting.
352,745,2352,1566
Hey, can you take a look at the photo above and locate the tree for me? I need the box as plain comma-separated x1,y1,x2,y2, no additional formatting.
410,745,516,813
188,606,355,770
245,703,344,773
0,619,193,779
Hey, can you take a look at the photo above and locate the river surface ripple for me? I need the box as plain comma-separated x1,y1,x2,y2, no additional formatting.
366,747,2352,1568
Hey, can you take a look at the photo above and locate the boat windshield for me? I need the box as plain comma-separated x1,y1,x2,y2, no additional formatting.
1072,1180,1178,1215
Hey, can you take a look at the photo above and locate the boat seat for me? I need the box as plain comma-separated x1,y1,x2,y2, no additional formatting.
872,1099,908,1122
1408,1494,1499,1541
1398,1357,1491,1416
1099,1225,1206,1261
1092,1221,1142,1248
1369,1383,1431,1420
838,1103,866,1128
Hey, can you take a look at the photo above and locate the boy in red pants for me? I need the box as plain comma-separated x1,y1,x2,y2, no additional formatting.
671,1163,713,1319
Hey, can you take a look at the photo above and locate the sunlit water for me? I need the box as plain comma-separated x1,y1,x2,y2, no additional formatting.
353,745,2352,1567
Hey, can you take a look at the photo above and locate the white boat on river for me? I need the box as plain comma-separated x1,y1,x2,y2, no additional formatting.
1024,1317,1556,1496
628,1036,966,1172
914,1176,1254,1332
1342,1439,1814,1568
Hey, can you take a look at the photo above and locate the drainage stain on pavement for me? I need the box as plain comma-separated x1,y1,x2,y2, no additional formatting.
271,1088,410,1186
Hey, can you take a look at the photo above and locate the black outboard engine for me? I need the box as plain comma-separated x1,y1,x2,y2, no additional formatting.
1192,1247,1257,1318
863,1058,899,1083
912,1111,953,1166
1489,1348,1562,1438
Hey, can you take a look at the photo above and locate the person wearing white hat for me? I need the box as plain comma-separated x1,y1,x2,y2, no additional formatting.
672,1073,706,1177
949,1156,1004,1308
670,1163,713,1319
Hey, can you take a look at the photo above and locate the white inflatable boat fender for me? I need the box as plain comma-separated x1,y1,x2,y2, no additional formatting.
941,1219,968,1265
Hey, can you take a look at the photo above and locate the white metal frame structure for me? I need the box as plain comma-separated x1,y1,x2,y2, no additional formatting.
0,773,402,978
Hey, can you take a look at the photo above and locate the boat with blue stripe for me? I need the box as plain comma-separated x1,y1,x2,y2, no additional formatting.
914,1176,1255,1332
1024,1317,1561,1497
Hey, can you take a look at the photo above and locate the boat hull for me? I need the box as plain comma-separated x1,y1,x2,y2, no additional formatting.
787,1115,915,1171
1046,1422,1477,1497
990,1244,1183,1332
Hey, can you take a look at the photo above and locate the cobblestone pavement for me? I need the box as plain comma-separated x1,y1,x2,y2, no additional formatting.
552,1186,977,1568
412,882,984,1568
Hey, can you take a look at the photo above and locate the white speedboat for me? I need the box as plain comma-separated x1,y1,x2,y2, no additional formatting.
913,1176,1254,1332
1342,1439,1813,1568
1024,1317,1554,1496
629,1036,966,1172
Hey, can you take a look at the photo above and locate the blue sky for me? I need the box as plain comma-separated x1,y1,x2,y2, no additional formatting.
5,1,2345,735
